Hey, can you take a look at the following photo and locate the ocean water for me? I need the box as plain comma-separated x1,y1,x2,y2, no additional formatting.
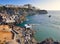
17,11,60,42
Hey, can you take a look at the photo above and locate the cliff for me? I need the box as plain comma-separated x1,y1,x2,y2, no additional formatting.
0,25,37,44
0,4,48,16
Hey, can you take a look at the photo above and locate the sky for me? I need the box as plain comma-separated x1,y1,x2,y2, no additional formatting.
0,0,60,10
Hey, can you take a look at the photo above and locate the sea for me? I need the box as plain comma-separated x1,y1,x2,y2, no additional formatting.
17,11,60,42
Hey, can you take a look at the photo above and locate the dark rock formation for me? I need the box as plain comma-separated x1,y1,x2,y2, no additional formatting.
0,4,48,16
37,38,60,44
36,10,48,14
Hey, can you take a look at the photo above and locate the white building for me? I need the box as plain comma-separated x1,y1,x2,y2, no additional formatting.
5,18,15,23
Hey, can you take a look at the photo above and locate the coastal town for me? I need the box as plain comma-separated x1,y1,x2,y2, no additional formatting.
0,4,60,44
0,4,48,24
0,4,37,44
0,13,26,24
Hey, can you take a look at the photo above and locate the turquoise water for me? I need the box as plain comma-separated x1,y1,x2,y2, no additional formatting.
17,11,60,42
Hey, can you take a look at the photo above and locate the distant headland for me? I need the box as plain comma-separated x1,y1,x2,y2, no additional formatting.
0,4,48,15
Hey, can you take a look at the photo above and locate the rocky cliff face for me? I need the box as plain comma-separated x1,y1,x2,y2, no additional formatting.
0,25,37,44
0,4,48,16
36,10,48,14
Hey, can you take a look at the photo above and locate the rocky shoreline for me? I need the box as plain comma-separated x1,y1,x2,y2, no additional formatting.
0,4,37,44
0,13,26,25
0,24,60,44
37,38,60,44
0,4,59,44
0,4,48,16
0,24,37,44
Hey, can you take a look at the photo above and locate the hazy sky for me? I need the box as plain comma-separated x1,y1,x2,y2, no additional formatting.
0,0,60,10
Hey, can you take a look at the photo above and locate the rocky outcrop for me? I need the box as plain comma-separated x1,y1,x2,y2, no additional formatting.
0,4,48,16
37,38,60,44
0,25,37,44
36,10,48,14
